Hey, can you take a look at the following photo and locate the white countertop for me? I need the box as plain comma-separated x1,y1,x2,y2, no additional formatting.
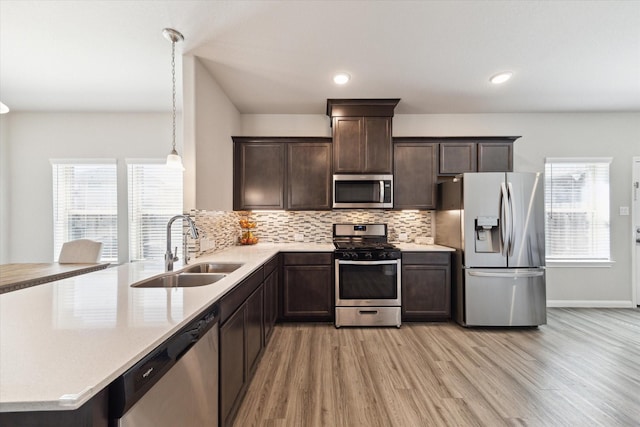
0,241,450,413
394,243,455,252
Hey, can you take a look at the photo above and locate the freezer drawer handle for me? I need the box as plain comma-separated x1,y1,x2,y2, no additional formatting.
468,270,544,278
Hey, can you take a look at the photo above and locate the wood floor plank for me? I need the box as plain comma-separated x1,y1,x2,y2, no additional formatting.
233,308,640,427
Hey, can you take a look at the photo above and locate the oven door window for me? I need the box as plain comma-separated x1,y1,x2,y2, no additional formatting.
335,181,381,203
338,262,398,300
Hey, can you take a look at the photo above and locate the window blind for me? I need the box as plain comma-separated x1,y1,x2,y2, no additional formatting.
544,158,611,261
51,160,118,262
127,161,183,261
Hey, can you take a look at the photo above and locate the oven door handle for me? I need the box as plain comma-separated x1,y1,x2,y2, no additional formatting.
337,260,399,265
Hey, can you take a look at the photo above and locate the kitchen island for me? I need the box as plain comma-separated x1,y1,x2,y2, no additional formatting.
0,241,452,425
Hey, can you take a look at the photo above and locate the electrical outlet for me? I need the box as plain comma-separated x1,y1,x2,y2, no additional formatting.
399,233,408,242
619,206,630,216
294,233,304,242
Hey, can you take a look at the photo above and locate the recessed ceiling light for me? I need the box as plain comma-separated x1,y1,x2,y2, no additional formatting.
490,71,513,84
333,73,351,85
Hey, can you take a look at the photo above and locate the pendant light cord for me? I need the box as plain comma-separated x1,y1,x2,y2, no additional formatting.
171,40,177,153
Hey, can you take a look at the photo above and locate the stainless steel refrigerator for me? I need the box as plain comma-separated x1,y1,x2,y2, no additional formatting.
436,172,546,327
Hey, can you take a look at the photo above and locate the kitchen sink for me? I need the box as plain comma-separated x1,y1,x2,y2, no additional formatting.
131,273,226,288
180,262,244,274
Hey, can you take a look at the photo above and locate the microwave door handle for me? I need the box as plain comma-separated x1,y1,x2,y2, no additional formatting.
379,181,384,203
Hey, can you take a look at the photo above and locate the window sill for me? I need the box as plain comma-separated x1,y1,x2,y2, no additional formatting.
546,260,615,268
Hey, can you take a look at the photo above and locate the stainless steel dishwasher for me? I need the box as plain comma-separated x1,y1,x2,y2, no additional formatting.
109,303,219,426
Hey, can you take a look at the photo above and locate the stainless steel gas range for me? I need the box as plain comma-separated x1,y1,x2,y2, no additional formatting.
333,224,401,328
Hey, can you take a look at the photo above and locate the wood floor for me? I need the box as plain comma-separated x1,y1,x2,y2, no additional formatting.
233,308,640,427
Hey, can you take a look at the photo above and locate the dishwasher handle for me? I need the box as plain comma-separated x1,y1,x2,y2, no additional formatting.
167,326,201,360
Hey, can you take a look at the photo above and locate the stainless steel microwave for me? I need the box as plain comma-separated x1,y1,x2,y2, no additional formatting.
333,174,393,208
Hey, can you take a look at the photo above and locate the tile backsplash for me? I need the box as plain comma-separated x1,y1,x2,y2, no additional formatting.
190,210,433,256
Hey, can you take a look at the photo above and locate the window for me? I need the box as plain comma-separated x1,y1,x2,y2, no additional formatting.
544,158,611,261
128,161,183,261
51,160,118,262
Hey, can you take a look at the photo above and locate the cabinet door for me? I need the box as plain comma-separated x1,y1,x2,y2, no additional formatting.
245,285,264,376
287,142,332,210
282,265,333,320
394,142,438,209
332,117,363,173
220,306,246,427
477,142,513,172
402,264,451,320
234,142,285,210
263,269,278,344
364,117,392,173
439,142,477,175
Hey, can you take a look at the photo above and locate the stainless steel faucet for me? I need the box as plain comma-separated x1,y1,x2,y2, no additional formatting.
165,215,199,271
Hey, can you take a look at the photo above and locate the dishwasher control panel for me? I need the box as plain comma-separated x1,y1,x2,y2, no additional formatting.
109,303,220,418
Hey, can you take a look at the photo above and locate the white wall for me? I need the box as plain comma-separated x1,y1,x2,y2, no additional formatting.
0,115,10,263
241,114,330,137
241,112,640,306
3,112,172,263
183,55,241,212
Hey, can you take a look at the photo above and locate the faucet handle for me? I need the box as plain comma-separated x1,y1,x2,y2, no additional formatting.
173,246,179,262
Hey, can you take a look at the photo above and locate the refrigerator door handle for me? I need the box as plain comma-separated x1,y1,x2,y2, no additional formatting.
500,182,510,256
507,182,516,257
468,269,545,278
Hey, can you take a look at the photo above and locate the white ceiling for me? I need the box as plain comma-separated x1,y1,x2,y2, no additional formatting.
1,0,639,115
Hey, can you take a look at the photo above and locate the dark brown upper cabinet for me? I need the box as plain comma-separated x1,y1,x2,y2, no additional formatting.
287,142,332,210
439,142,477,175
327,99,400,174
233,137,332,211
438,137,519,175
233,141,285,210
393,139,438,210
477,141,513,172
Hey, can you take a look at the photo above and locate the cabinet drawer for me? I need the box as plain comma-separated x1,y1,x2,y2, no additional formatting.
282,252,332,265
402,252,450,265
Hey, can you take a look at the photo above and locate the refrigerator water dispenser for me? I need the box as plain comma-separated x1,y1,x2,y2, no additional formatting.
475,216,499,253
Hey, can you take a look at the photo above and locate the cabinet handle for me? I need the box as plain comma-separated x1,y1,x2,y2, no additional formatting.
359,310,379,315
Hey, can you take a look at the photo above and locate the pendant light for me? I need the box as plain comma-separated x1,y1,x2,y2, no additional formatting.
163,28,185,170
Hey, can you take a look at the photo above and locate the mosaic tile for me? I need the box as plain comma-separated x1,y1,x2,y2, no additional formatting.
188,210,434,256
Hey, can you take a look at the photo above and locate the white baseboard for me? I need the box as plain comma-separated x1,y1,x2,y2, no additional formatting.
546,300,635,308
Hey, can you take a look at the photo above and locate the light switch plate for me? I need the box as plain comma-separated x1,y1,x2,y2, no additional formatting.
619,206,630,216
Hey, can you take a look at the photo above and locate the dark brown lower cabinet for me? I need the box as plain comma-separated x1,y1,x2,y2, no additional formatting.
220,304,246,427
220,280,265,427
281,253,333,321
402,252,451,321
246,286,264,376
263,267,278,344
